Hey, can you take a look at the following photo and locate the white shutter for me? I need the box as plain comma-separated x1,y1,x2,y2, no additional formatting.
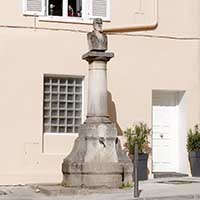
88,0,110,20
23,0,45,16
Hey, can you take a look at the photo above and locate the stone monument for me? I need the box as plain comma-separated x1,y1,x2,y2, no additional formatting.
62,18,133,188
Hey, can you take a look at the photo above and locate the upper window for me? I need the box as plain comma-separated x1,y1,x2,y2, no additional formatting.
23,0,110,21
48,0,82,17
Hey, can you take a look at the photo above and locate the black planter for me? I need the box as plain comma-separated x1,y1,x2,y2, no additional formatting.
132,153,148,181
189,151,200,177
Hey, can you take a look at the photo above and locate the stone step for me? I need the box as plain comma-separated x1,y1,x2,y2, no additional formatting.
153,172,188,178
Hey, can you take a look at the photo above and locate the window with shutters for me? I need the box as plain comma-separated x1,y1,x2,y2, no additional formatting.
43,75,83,134
23,0,110,22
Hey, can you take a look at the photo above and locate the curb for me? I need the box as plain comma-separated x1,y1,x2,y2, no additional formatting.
133,194,200,200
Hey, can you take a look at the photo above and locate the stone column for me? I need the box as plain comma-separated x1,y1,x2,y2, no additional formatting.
83,51,114,123
81,51,118,164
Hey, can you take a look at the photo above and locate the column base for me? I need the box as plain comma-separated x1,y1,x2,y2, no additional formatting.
62,122,133,188
62,162,123,188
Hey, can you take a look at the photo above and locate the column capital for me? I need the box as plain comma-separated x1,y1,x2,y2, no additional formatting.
82,51,114,63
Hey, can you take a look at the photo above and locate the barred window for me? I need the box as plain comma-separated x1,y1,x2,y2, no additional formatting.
43,75,83,133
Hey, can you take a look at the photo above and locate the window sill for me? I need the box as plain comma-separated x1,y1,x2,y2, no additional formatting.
39,16,111,25
39,16,93,24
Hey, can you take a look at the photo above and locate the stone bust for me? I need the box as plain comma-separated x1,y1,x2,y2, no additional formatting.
87,18,107,52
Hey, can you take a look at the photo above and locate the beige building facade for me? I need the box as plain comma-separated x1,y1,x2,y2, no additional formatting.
0,0,200,184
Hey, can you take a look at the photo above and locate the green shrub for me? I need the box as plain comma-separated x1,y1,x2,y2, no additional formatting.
124,122,151,154
187,124,200,152
120,182,133,188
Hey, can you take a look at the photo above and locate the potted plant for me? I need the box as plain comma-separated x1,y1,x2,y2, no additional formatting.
187,124,200,177
124,122,151,180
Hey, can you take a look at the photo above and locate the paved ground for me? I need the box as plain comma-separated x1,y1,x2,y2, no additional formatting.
0,177,200,200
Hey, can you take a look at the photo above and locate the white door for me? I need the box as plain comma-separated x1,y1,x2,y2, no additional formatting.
152,106,177,172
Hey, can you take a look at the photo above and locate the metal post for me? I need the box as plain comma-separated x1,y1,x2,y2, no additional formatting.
134,142,139,198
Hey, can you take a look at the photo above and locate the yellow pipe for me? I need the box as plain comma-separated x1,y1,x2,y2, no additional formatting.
103,0,158,33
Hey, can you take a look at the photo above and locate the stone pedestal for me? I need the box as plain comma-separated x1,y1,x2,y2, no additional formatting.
62,51,133,188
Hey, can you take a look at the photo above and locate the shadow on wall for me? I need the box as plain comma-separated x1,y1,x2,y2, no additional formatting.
107,91,123,136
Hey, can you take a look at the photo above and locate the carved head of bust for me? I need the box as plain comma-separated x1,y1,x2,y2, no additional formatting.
93,18,103,32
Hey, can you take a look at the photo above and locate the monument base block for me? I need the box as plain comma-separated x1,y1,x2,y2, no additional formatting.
62,122,133,188
62,162,123,188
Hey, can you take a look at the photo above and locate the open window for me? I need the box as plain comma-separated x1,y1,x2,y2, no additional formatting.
48,0,82,17
23,0,110,21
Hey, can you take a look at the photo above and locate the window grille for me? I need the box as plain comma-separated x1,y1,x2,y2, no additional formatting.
43,76,83,133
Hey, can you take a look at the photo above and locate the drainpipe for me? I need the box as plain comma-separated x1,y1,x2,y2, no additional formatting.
104,0,158,33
